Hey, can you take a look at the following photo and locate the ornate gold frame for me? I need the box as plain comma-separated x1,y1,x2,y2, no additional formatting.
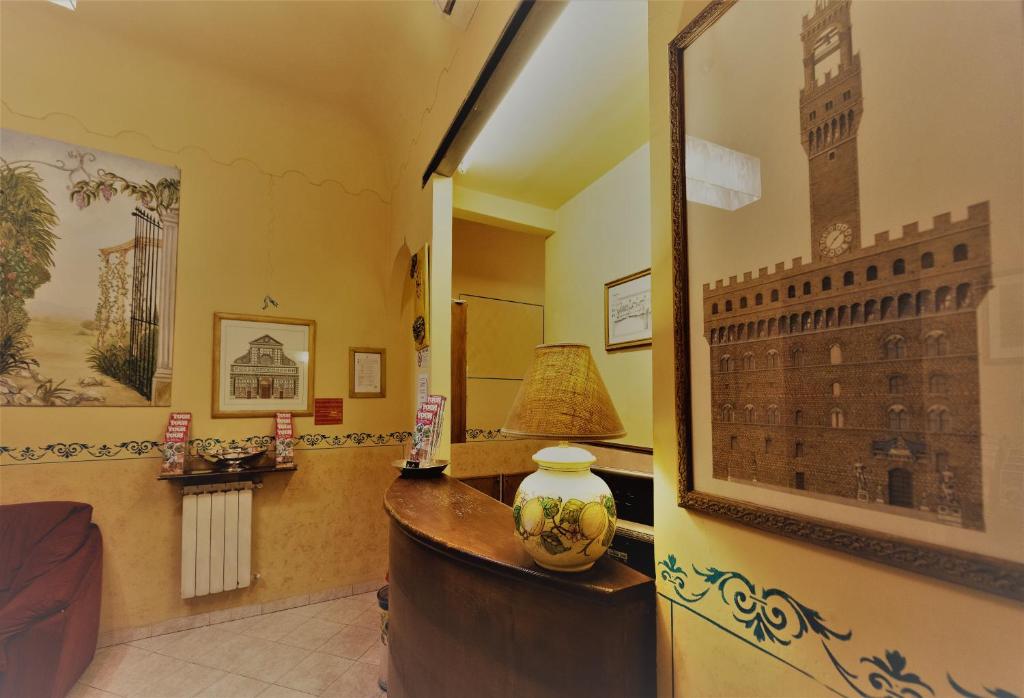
212,312,316,418
669,0,1023,601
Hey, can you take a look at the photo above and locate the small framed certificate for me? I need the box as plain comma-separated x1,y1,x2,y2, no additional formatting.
349,347,386,398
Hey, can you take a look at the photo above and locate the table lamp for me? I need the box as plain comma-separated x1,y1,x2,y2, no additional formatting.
501,343,625,572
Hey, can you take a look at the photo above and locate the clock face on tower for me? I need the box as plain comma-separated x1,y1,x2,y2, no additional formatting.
819,223,853,258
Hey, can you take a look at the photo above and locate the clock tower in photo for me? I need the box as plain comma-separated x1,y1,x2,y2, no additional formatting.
699,0,993,531
800,0,863,262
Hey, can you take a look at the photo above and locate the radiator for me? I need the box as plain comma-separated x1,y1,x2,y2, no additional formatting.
181,482,253,598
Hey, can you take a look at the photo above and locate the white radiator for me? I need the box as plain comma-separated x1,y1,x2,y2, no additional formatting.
181,483,253,598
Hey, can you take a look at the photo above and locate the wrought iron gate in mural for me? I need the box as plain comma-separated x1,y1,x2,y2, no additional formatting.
127,207,161,399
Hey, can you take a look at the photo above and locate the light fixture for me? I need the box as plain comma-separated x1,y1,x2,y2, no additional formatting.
47,0,77,9
432,0,456,16
686,135,761,211
502,343,625,573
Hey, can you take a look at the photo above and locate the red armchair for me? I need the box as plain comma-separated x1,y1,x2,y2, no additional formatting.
0,502,102,698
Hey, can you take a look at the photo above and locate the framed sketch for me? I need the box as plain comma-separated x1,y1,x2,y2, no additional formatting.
671,0,1023,599
349,347,386,398
605,269,652,351
0,129,180,406
212,313,315,418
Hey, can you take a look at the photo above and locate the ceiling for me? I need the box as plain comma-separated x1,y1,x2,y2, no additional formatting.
454,1,650,210
14,0,488,168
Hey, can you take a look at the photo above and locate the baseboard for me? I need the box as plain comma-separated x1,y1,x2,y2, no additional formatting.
96,577,385,648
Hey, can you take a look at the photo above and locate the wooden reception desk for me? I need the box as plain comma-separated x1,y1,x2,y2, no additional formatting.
384,475,655,698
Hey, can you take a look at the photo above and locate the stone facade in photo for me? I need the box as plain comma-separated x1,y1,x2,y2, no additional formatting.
229,334,299,400
702,0,991,530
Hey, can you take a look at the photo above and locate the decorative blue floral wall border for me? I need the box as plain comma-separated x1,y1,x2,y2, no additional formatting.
0,431,412,466
658,554,1019,698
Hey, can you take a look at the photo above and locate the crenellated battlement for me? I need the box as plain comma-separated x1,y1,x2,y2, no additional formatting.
802,0,851,32
799,55,861,101
701,202,990,296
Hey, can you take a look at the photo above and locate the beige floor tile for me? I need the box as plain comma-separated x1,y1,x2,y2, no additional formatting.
317,626,378,661
356,643,385,667
94,650,197,697
125,656,225,698
230,640,311,684
259,686,312,698
195,673,269,698
278,618,344,651
309,598,369,625
79,644,155,692
347,608,381,632
348,592,379,609
129,627,201,654
68,683,121,698
220,609,308,642
275,651,355,696
321,662,382,698
146,626,228,665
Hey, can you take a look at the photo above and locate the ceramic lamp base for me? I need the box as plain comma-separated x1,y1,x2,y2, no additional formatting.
511,443,618,573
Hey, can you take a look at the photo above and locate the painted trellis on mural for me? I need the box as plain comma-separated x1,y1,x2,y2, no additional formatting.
0,128,180,406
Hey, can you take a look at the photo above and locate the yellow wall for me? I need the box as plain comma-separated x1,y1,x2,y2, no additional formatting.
453,218,545,430
648,3,1024,697
546,144,653,448
453,218,546,306
0,1,414,633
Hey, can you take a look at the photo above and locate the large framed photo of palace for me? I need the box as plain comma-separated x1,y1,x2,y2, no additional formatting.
212,313,315,418
671,0,1024,599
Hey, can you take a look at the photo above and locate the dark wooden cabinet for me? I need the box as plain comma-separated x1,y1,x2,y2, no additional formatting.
460,475,501,500
386,477,655,698
459,472,531,506
499,472,528,506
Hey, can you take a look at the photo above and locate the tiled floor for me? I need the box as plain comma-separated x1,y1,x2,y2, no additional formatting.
71,592,387,698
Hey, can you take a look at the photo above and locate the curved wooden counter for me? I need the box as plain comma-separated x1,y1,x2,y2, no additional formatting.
385,475,655,698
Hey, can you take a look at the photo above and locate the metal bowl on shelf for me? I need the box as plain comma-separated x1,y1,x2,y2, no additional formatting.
200,446,267,472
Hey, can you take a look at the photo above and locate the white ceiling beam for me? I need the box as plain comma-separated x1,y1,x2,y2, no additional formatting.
453,186,556,237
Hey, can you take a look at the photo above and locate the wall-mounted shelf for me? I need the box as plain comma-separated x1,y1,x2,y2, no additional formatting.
158,454,296,486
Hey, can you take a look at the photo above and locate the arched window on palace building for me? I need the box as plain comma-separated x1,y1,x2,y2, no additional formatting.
885,335,906,360
888,405,909,431
924,331,948,357
928,406,951,432
829,344,843,364
830,408,844,428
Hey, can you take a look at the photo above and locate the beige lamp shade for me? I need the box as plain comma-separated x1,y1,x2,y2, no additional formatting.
501,343,626,440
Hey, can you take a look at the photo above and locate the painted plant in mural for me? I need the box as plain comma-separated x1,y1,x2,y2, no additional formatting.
0,129,180,406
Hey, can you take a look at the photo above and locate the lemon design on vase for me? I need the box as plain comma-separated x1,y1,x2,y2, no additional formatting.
512,457,618,573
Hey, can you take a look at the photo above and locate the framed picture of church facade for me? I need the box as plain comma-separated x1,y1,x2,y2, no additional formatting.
670,0,1023,599
212,313,316,418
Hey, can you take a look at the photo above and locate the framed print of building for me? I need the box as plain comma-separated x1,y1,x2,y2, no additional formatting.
229,335,300,400
701,0,991,530
212,313,315,418
671,0,1023,598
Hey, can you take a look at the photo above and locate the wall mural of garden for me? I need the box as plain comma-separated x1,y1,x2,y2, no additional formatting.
0,129,180,406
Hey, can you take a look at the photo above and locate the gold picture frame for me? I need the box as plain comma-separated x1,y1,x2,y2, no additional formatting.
212,313,316,418
604,268,652,351
412,244,431,350
349,347,387,399
670,0,1023,600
